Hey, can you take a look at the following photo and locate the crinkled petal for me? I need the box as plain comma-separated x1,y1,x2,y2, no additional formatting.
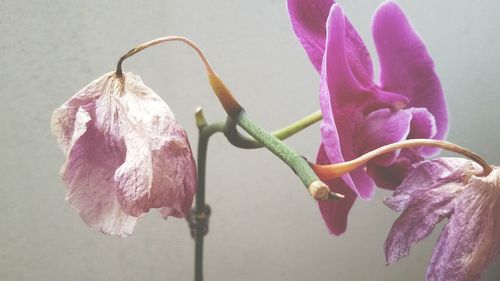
373,1,448,144
384,181,462,264
287,0,374,86
51,72,113,154
61,102,136,237
149,127,197,218
354,108,412,166
54,72,197,236
426,168,500,281
316,145,357,235
384,157,473,211
111,74,196,218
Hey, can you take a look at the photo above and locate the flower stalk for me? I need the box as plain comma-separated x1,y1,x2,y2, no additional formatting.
191,107,328,281
115,35,341,201
224,110,322,149
114,35,342,281
312,139,493,180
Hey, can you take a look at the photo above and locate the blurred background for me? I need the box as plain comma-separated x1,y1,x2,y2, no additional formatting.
1,0,499,280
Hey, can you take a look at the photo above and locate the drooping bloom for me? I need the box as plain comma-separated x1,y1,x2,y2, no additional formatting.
51,72,196,237
288,0,447,234
384,158,500,281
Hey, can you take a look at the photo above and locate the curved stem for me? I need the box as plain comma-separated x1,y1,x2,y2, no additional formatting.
191,108,226,281
231,110,341,200
224,110,322,149
116,36,214,76
312,139,493,180
115,35,242,115
190,108,326,281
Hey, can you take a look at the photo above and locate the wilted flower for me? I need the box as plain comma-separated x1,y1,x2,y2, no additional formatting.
288,0,447,234
51,72,196,237
384,157,500,281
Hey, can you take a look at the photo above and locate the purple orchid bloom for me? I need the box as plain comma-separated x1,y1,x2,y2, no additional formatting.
288,0,448,234
384,158,500,281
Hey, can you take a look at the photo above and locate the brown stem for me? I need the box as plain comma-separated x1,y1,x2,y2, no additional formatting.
114,36,241,115
312,139,493,180
115,36,214,77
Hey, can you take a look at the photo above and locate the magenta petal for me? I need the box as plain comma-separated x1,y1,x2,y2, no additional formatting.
287,0,374,84
322,4,376,199
367,157,411,190
373,1,448,143
62,103,136,237
318,178,357,235
355,108,412,166
316,145,357,235
324,4,368,103
426,170,500,281
319,73,358,192
366,108,437,189
407,107,438,156
287,0,334,72
407,108,437,139
319,69,374,199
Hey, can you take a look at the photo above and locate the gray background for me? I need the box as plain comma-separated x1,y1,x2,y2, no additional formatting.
1,0,499,280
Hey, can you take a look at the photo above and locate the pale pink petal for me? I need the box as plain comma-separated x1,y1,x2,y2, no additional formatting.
112,73,196,218
51,72,113,154
373,1,448,145
54,72,197,236
384,181,462,264
62,103,137,237
426,168,500,281
287,0,374,85
316,145,357,235
150,126,197,218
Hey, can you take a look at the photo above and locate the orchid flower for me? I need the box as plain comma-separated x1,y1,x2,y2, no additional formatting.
51,72,196,237
384,158,500,281
288,0,447,234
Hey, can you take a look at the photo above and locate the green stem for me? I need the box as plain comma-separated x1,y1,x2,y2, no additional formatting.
206,73,339,200
230,109,320,189
193,108,224,281
224,110,322,149
191,108,324,281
